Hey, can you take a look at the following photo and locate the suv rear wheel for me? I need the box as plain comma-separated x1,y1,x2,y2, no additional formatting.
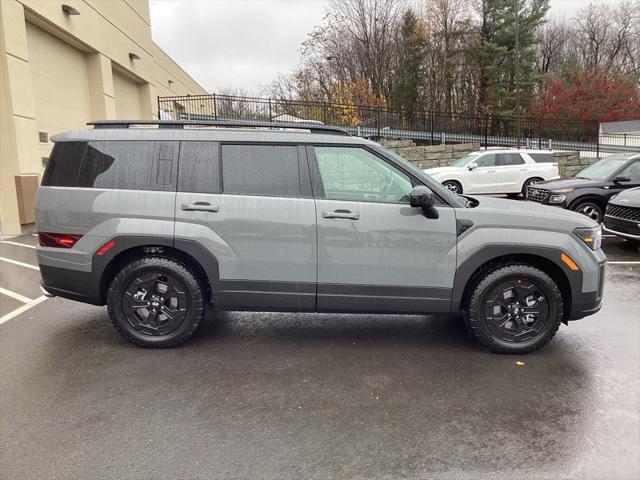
107,257,205,347
467,264,563,354
522,177,543,196
443,180,463,194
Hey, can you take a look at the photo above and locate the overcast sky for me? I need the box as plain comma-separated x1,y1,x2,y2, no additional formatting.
149,0,623,95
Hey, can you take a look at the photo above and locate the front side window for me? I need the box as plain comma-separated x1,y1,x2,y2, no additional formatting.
619,161,640,181
314,146,413,203
476,154,497,167
221,144,300,196
450,153,480,167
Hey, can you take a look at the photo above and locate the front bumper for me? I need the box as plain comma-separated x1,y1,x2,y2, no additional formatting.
603,215,640,240
567,261,606,320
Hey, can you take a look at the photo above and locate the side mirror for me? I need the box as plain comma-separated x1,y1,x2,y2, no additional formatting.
613,175,630,183
409,186,439,219
468,162,478,170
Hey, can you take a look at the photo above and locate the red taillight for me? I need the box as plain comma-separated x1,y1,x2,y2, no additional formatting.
96,239,116,256
38,232,83,248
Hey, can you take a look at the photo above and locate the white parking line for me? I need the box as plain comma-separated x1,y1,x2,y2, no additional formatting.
607,261,640,265
0,256,39,271
0,296,47,325
0,240,37,249
0,287,34,304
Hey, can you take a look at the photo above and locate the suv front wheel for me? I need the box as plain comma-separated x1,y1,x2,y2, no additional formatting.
107,257,205,347
467,264,563,353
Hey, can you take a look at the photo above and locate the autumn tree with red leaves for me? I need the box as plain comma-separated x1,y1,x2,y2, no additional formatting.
528,70,640,122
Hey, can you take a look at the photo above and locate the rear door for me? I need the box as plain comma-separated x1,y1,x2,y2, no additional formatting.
174,142,317,311
309,145,457,313
494,153,527,192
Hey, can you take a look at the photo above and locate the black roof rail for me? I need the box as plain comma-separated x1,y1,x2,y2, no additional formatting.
87,119,351,136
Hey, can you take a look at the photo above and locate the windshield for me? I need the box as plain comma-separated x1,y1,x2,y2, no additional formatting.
577,157,628,180
375,146,467,208
450,153,480,167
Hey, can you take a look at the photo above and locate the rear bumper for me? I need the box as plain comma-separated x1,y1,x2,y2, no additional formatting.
39,264,103,305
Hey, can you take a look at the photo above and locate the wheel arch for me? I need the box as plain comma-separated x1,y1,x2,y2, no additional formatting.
568,194,607,211
95,237,219,305
454,248,576,320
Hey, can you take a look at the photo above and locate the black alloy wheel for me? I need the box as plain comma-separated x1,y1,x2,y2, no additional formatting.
108,257,204,347
468,264,563,353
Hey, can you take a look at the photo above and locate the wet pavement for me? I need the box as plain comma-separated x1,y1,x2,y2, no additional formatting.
0,234,639,480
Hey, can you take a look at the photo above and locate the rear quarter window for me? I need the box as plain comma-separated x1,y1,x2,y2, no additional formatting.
42,142,87,187
77,141,154,190
529,153,555,163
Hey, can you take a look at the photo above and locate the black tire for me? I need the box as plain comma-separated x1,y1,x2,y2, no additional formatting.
107,256,205,348
522,177,543,197
467,264,563,354
443,180,463,194
572,200,603,223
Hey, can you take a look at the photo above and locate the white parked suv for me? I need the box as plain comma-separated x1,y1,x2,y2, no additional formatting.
424,150,560,196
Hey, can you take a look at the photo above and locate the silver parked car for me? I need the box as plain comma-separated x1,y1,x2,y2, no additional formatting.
36,120,605,353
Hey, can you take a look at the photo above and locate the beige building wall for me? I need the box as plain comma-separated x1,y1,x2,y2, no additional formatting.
0,0,207,235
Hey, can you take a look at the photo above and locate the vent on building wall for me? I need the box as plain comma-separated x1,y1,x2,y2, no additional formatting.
39,132,49,143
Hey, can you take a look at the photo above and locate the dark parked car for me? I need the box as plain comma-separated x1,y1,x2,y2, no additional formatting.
526,153,640,222
603,187,640,243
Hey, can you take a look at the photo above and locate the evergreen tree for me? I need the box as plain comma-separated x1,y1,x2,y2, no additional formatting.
391,9,427,116
474,0,549,116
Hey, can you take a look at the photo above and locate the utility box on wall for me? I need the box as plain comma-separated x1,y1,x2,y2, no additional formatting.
14,174,39,224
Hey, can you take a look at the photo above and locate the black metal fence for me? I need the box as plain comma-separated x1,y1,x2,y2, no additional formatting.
157,93,639,154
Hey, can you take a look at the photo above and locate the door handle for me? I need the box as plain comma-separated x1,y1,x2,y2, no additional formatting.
181,201,219,212
322,210,359,220
487,170,496,173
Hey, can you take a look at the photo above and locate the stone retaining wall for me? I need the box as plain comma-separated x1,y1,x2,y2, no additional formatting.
380,139,596,176
553,151,596,177
380,139,479,169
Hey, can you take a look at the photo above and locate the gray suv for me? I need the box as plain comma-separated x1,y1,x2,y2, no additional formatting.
36,120,606,353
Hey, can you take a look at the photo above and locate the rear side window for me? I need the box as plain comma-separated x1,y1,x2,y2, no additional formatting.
496,153,524,166
528,153,555,163
42,142,86,187
178,141,221,193
77,141,154,190
221,144,300,196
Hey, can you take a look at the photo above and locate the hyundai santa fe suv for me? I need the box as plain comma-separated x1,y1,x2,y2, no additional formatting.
36,120,606,353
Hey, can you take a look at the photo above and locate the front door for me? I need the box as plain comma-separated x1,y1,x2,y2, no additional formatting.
309,145,458,313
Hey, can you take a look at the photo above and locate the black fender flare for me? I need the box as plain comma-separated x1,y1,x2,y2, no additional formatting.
451,244,582,312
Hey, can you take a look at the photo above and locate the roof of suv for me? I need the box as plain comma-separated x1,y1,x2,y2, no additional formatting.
51,124,377,146
472,149,554,154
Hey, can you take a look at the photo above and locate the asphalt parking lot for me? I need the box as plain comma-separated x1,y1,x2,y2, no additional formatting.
1,231,639,480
